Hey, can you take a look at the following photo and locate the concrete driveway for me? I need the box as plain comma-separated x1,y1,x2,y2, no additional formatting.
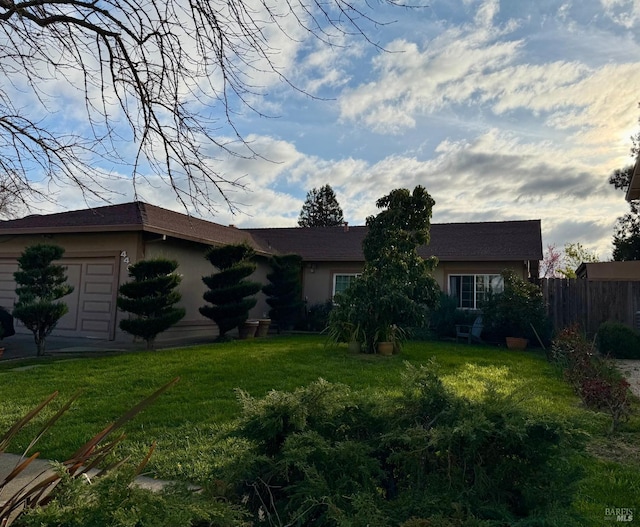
0,333,215,361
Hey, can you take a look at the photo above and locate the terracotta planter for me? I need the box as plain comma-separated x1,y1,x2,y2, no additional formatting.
377,341,394,356
256,319,271,337
506,337,528,350
348,341,362,354
238,320,259,340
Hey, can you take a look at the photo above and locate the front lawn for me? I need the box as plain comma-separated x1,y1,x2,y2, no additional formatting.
1,335,639,525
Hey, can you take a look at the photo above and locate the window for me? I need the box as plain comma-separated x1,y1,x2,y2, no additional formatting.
448,274,503,309
332,273,361,297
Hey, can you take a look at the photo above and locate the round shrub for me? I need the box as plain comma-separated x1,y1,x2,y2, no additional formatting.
597,321,640,359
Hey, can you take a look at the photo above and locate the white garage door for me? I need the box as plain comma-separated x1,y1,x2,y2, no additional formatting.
0,256,118,340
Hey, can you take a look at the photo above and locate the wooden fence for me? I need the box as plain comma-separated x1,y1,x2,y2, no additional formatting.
540,279,640,336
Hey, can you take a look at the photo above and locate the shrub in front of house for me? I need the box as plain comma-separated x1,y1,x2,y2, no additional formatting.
481,270,551,345
296,301,333,332
200,243,262,340
262,254,304,332
12,243,74,356
596,321,640,359
117,258,186,349
218,364,583,526
550,325,631,433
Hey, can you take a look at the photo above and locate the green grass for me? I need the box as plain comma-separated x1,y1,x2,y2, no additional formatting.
1,335,639,525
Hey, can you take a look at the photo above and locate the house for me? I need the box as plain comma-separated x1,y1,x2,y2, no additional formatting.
626,154,640,202
576,261,640,281
0,202,543,341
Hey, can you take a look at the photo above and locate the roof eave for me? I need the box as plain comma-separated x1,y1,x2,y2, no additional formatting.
626,155,640,201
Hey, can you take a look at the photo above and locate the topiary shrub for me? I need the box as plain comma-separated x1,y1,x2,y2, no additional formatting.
262,254,304,332
12,244,74,355
200,243,262,341
117,258,186,349
597,321,640,359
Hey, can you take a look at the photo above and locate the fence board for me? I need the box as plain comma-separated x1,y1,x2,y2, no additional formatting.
540,279,640,336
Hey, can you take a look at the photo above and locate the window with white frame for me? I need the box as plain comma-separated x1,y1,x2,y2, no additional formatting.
332,273,361,297
448,274,504,309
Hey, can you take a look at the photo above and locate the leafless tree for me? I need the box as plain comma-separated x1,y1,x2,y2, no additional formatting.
0,0,399,214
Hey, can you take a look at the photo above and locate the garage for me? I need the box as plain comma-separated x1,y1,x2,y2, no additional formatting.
0,255,119,340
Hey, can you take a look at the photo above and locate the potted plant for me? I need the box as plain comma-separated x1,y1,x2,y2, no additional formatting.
482,270,550,349
326,317,364,353
375,324,406,356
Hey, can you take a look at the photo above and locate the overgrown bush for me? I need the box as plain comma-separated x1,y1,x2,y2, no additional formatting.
296,301,333,332
482,270,550,344
551,326,631,433
428,293,477,339
597,321,640,359
219,364,583,526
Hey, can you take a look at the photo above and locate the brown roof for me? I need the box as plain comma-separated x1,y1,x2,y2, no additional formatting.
246,220,543,262
0,202,269,253
0,202,542,262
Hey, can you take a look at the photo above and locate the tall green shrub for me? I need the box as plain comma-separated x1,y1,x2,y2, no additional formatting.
117,258,186,349
328,187,440,353
482,269,550,343
12,244,73,355
262,254,303,332
200,243,261,340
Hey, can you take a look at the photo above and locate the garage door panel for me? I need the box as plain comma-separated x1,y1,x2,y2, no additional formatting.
86,263,115,275
57,264,81,331
0,255,117,340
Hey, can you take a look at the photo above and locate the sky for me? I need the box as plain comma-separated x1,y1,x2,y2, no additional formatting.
9,0,640,260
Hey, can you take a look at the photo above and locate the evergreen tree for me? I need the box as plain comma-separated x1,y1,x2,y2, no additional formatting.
117,258,186,349
200,243,262,340
263,254,304,332
297,184,344,227
329,186,440,353
12,244,73,355
608,147,640,260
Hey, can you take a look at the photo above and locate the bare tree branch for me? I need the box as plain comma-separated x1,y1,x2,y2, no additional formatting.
0,0,402,214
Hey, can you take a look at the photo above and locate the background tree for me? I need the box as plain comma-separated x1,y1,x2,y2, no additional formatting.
200,243,261,341
297,185,344,227
560,242,600,277
1,0,397,212
262,254,304,332
330,186,440,353
613,202,640,261
541,242,600,278
608,147,640,260
117,258,186,349
541,244,563,278
12,244,73,355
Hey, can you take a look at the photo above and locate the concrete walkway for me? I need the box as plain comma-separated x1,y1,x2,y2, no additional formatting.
0,452,169,495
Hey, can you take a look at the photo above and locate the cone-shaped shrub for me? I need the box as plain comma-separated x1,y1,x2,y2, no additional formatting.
12,244,73,356
263,254,303,332
117,258,185,349
200,243,261,339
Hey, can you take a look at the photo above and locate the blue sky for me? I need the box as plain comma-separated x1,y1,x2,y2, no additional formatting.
16,0,640,259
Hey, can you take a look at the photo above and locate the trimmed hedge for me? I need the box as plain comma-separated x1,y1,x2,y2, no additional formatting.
597,321,640,359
